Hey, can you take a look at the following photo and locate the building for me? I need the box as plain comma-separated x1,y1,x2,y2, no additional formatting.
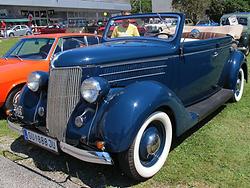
0,0,131,26
152,0,172,12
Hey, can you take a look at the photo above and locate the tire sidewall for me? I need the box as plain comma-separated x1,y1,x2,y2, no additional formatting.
233,68,244,102
4,87,21,112
133,111,172,178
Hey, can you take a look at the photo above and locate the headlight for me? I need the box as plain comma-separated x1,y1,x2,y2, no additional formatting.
81,77,109,103
27,71,48,92
27,72,41,92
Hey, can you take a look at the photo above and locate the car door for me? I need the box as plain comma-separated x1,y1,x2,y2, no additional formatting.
20,25,27,35
12,26,18,36
14,26,22,36
178,39,219,106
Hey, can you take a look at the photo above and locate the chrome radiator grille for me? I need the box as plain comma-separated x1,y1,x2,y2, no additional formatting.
46,67,82,141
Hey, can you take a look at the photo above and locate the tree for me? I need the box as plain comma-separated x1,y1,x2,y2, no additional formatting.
130,0,152,13
172,0,211,21
208,0,250,22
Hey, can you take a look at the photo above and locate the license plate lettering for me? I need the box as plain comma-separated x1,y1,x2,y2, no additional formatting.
23,129,58,153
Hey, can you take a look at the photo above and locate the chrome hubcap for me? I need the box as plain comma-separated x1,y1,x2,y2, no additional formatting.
236,75,242,96
13,91,21,105
139,126,161,161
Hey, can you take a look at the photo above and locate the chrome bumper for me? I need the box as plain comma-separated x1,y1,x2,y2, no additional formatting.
7,118,24,135
7,118,113,165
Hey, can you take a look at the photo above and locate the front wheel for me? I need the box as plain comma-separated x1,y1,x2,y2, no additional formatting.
4,87,22,115
232,68,245,102
118,111,172,181
245,46,249,56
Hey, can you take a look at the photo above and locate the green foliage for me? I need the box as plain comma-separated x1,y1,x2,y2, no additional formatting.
173,0,250,22
130,0,152,13
208,0,250,21
172,0,211,21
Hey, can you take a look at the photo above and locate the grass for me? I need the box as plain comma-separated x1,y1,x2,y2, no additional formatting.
0,38,18,56
0,38,250,187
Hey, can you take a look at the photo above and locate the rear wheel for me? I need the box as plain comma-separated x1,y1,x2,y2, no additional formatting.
232,68,244,102
4,87,22,115
118,111,172,181
9,33,14,37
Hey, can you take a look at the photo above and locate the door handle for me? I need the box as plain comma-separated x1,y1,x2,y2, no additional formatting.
213,51,219,57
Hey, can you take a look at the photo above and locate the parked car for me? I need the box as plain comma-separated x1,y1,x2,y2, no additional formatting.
38,24,66,34
221,12,250,55
8,13,247,181
0,33,101,114
6,25,32,37
196,19,219,26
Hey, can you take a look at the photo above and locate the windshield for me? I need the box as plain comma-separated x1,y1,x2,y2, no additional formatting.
221,17,248,26
104,14,179,41
4,38,55,60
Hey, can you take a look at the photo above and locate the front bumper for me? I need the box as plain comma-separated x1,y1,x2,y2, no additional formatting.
7,118,113,165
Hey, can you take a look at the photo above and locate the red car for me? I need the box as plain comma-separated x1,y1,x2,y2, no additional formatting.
0,33,101,114
38,24,66,34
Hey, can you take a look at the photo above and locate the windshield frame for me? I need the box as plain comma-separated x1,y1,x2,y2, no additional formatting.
3,37,56,60
102,13,182,43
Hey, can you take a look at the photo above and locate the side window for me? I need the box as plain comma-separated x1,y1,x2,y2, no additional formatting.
54,38,63,54
14,26,20,31
237,17,248,26
62,37,81,51
21,25,27,29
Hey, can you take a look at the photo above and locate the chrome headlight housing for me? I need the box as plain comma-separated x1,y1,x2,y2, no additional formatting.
27,71,48,92
81,77,109,103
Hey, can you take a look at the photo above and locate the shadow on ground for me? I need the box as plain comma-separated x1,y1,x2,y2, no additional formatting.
4,105,226,187
8,137,138,187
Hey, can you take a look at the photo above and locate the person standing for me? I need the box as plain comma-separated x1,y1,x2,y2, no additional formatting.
1,20,7,38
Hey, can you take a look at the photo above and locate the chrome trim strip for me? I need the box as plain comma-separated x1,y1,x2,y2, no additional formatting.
100,64,167,76
100,55,178,68
7,118,23,135
108,72,165,83
60,142,113,165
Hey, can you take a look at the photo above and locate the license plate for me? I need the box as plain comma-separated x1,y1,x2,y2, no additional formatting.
23,129,58,153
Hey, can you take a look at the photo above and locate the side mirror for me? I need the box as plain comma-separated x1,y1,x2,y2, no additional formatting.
190,29,201,39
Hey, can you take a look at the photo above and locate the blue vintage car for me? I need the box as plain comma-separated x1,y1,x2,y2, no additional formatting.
196,19,220,26
8,13,248,181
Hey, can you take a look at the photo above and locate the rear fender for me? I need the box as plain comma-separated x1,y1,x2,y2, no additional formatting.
221,50,247,90
94,81,197,153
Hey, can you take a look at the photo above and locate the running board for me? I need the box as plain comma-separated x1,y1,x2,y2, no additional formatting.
187,89,233,121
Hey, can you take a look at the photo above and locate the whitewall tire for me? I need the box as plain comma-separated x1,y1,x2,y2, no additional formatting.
232,68,244,102
118,111,172,180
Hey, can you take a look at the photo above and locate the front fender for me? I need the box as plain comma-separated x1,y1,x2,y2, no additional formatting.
96,81,197,153
222,50,247,90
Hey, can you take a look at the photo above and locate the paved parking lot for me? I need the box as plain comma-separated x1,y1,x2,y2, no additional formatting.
0,156,62,188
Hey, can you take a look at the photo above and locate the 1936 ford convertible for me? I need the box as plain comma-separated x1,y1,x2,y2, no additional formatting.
8,13,248,180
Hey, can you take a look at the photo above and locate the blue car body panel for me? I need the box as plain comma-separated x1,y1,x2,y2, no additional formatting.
11,12,248,154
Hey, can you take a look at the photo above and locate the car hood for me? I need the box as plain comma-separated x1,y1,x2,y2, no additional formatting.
0,58,44,75
52,40,177,67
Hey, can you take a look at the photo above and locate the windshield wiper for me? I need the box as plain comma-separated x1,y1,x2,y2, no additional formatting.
12,54,23,61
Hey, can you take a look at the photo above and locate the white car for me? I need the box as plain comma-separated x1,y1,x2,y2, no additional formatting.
7,25,32,37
